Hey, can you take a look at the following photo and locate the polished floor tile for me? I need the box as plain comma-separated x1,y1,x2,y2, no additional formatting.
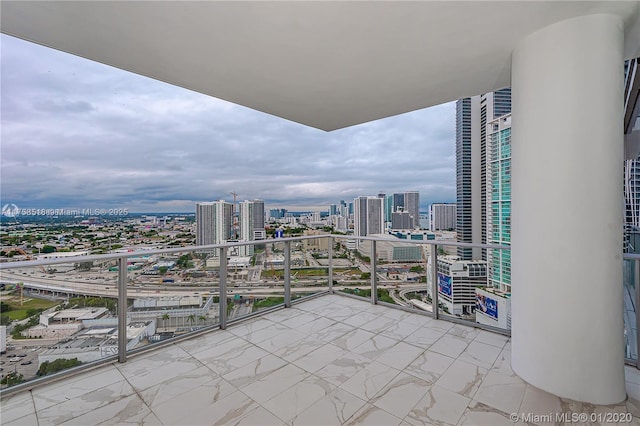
1,293,638,426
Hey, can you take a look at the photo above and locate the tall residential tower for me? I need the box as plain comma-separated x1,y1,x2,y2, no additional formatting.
196,201,233,249
354,196,384,237
456,89,511,260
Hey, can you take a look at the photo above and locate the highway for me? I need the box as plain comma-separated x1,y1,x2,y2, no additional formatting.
1,270,425,300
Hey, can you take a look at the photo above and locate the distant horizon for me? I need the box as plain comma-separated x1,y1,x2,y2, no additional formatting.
1,200,456,218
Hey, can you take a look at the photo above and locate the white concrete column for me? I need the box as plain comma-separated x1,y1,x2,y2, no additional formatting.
511,14,625,404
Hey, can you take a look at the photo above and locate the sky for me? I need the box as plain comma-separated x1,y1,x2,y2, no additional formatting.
1,34,456,214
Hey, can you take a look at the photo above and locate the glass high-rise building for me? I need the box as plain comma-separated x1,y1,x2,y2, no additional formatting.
392,193,404,212
487,114,512,292
456,97,475,260
456,89,511,260
384,195,393,223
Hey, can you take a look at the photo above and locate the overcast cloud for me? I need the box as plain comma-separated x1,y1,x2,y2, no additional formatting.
1,34,456,213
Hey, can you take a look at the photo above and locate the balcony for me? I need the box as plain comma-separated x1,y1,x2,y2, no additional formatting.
0,236,638,425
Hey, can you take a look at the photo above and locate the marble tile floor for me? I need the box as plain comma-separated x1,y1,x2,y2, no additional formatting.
1,294,639,425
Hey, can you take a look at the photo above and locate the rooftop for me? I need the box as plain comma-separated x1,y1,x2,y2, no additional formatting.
2,294,638,425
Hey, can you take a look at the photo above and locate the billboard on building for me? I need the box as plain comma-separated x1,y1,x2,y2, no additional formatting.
476,293,499,319
437,272,452,296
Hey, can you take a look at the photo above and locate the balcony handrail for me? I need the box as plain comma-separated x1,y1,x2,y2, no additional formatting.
0,235,329,270
0,234,510,270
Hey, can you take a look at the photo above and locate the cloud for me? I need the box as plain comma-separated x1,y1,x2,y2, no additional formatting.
1,34,456,213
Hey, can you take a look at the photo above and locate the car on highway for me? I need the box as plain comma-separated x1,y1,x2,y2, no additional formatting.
20,360,32,365
9,357,22,362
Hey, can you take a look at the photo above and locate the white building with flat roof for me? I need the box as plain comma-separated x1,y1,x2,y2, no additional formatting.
476,287,511,330
429,203,457,231
427,256,487,316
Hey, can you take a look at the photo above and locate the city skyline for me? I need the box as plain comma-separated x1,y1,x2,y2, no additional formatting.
1,34,456,213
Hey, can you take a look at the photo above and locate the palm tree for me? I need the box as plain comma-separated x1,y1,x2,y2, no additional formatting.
198,315,207,325
161,313,170,328
187,314,195,326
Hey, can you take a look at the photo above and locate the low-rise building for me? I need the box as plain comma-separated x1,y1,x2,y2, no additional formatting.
38,320,155,365
475,287,511,330
427,256,487,316
29,307,109,339
357,234,423,262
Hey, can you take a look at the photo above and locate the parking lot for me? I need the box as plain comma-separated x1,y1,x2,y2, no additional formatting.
1,344,42,384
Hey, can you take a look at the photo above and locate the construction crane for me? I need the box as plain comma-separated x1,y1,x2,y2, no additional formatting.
229,191,239,240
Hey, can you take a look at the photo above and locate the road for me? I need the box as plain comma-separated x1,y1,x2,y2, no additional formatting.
2,270,427,300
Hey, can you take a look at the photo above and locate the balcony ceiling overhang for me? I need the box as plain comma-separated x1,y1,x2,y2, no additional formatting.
1,1,639,131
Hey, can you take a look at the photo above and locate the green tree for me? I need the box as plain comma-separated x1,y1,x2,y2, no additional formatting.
37,358,82,376
0,314,12,326
158,266,168,275
41,245,56,253
177,254,193,269
161,313,170,328
1,372,24,386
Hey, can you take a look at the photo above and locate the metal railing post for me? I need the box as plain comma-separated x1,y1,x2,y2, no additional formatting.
328,236,334,293
117,257,128,363
284,241,291,308
219,247,228,330
430,244,439,320
371,240,378,304
633,259,640,369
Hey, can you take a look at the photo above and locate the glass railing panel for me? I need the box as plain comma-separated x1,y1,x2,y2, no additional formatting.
240,240,285,316
376,240,429,311
0,261,121,388
127,249,219,348
429,243,511,334
333,238,375,302
226,241,297,320
623,258,638,362
288,236,332,301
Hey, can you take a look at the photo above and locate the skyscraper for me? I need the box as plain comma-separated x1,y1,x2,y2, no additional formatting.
238,200,265,256
404,191,420,229
391,211,413,230
392,193,405,212
354,197,368,237
456,97,477,260
354,196,384,237
456,89,511,260
480,90,512,255
251,200,265,240
486,115,511,292
429,203,457,231
384,195,393,223
196,201,233,249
